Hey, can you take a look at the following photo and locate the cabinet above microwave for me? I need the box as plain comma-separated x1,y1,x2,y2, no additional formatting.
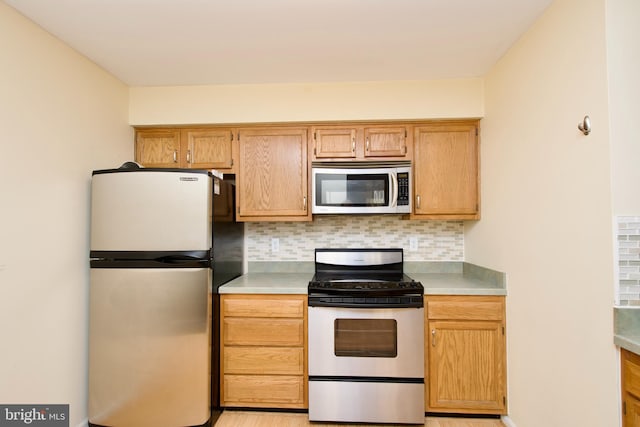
311,125,411,162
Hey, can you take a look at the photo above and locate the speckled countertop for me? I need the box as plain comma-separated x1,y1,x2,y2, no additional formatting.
219,273,311,294
219,261,506,296
614,307,640,355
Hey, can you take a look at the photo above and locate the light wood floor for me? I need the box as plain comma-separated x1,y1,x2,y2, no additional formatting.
214,410,505,427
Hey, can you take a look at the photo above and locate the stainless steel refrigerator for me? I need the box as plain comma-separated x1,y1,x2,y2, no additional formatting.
88,165,243,427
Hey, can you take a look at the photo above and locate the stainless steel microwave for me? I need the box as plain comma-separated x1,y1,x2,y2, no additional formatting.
311,162,411,214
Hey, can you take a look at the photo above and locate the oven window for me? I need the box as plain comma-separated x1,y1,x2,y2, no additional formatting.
315,173,389,207
334,319,397,357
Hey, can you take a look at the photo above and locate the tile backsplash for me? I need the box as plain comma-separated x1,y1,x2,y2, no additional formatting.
617,216,640,306
246,215,463,262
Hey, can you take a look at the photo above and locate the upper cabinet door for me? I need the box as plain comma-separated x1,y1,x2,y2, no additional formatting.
313,128,357,159
364,127,408,158
135,130,181,168
237,128,310,221
312,125,410,161
183,129,234,170
413,122,479,219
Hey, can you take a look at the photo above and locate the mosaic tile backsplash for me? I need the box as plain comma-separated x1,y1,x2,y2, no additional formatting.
247,216,463,262
618,216,640,306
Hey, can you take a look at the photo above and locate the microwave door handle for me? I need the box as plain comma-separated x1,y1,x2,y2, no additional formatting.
390,172,398,207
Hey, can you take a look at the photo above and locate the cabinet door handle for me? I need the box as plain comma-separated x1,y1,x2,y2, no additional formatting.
416,195,421,209
432,329,436,347
352,138,356,152
173,150,177,163
366,138,370,152
186,150,192,164
303,196,307,211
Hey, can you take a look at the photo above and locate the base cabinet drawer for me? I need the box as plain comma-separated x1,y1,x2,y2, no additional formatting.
427,296,504,321
224,347,304,375
223,317,304,346
223,297,305,318
220,294,307,409
223,375,305,408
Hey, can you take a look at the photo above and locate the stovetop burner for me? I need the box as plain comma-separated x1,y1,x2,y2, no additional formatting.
309,273,422,291
308,249,423,308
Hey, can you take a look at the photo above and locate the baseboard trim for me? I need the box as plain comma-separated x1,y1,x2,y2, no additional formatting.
501,415,517,427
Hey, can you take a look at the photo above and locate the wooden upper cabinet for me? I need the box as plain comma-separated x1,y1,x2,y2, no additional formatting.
135,129,181,167
134,120,482,222
314,128,357,159
237,128,310,221
312,125,410,161
135,128,235,171
182,129,234,170
364,127,408,157
413,122,479,219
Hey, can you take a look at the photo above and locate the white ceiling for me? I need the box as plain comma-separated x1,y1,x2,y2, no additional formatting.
4,0,553,87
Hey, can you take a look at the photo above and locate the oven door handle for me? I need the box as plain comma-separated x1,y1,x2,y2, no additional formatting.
390,172,398,208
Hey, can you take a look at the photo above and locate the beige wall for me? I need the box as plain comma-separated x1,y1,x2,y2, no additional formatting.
607,0,640,214
129,78,484,125
465,0,618,426
0,3,132,426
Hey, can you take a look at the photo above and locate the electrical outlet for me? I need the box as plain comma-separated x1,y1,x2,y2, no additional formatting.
409,237,418,252
271,238,280,253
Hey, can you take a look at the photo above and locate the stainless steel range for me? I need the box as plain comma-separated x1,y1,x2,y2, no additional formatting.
308,248,425,424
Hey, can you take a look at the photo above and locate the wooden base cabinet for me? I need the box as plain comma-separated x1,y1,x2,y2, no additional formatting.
622,348,640,426
220,295,307,409
425,295,506,414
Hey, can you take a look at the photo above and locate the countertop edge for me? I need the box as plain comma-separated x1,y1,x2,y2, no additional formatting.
219,271,506,296
615,334,640,356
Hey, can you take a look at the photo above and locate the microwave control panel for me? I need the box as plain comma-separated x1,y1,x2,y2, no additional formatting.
397,172,410,206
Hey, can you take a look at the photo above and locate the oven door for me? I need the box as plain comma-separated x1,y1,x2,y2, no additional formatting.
308,306,424,378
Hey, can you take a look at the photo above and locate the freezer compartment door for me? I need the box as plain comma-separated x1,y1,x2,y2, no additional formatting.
89,267,211,427
91,170,212,252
